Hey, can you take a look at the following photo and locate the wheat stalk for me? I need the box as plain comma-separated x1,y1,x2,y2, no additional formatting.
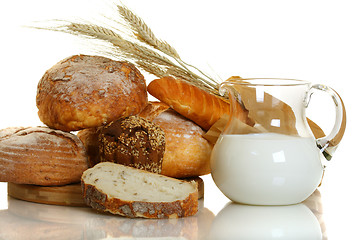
117,5,180,59
32,2,222,97
116,4,220,90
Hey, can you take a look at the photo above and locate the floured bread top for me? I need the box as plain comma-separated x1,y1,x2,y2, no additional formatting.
82,162,197,202
0,126,84,148
153,109,205,139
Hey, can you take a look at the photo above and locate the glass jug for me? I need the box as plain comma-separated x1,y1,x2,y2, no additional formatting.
210,78,346,205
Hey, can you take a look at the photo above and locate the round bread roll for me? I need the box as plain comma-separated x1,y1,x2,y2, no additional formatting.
153,109,213,178
0,126,88,186
99,116,165,174
36,54,148,132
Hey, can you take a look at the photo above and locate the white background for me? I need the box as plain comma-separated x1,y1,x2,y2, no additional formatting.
0,0,359,238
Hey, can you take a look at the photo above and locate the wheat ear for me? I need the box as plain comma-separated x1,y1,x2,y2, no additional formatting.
116,4,219,91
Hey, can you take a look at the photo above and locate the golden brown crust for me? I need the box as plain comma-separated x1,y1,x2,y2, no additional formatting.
138,101,170,121
153,109,213,178
147,76,252,130
36,55,148,132
0,126,88,186
82,181,198,219
77,128,101,168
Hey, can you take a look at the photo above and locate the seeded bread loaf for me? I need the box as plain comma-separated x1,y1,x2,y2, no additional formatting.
98,116,166,173
79,104,213,178
0,126,88,186
81,162,198,218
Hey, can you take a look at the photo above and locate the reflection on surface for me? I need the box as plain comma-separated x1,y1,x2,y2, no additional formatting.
207,190,327,240
0,198,214,240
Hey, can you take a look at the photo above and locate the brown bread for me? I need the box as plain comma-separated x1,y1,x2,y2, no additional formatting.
98,116,166,174
36,55,148,132
0,127,88,186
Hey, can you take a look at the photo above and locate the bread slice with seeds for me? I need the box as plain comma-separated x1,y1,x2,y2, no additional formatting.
81,162,198,218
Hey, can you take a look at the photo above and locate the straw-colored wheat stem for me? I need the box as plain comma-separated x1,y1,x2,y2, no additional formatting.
32,2,223,97
117,4,180,59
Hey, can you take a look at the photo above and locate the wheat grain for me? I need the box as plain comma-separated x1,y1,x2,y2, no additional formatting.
117,4,180,59
32,2,222,97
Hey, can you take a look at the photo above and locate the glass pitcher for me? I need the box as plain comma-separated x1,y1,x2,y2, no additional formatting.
210,78,346,205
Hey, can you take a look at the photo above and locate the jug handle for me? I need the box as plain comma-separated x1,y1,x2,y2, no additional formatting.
305,84,346,160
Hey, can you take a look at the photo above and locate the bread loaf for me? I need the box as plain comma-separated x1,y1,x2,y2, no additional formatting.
79,103,213,177
153,109,212,178
36,55,148,132
0,127,88,186
147,77,253,130
98,116,165,174
81,162,198,218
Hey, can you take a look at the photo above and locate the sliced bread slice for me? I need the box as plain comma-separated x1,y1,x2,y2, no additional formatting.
81,162,198,218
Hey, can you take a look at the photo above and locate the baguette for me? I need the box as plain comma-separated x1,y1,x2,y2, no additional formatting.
147,77,253,130
81,162,198,218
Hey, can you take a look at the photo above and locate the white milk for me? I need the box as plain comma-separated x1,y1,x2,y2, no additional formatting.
210,133,324,205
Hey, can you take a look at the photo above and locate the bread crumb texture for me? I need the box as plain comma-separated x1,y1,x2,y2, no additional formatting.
81,162,198,218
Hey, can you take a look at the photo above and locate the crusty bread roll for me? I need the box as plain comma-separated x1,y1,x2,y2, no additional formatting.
81,162,198,218
147,77,253,130
98,116,165,174
0,127,88,186
153,109,213,178
36,54,148,132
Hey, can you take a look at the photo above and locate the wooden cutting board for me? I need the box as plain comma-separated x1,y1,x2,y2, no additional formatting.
8,183,86,207
7,177,204,206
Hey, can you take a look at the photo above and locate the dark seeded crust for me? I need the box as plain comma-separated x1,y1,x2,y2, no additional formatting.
99,116,165,173
81,181,198,219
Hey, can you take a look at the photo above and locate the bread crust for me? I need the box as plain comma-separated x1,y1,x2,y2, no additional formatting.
138,101,170,121
0,126,88,186
81,163,198,219
99,116,165,174
147,77,252,130
153,109,213,178
77,128,101,167
36,55,148,132
82,183,198,218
